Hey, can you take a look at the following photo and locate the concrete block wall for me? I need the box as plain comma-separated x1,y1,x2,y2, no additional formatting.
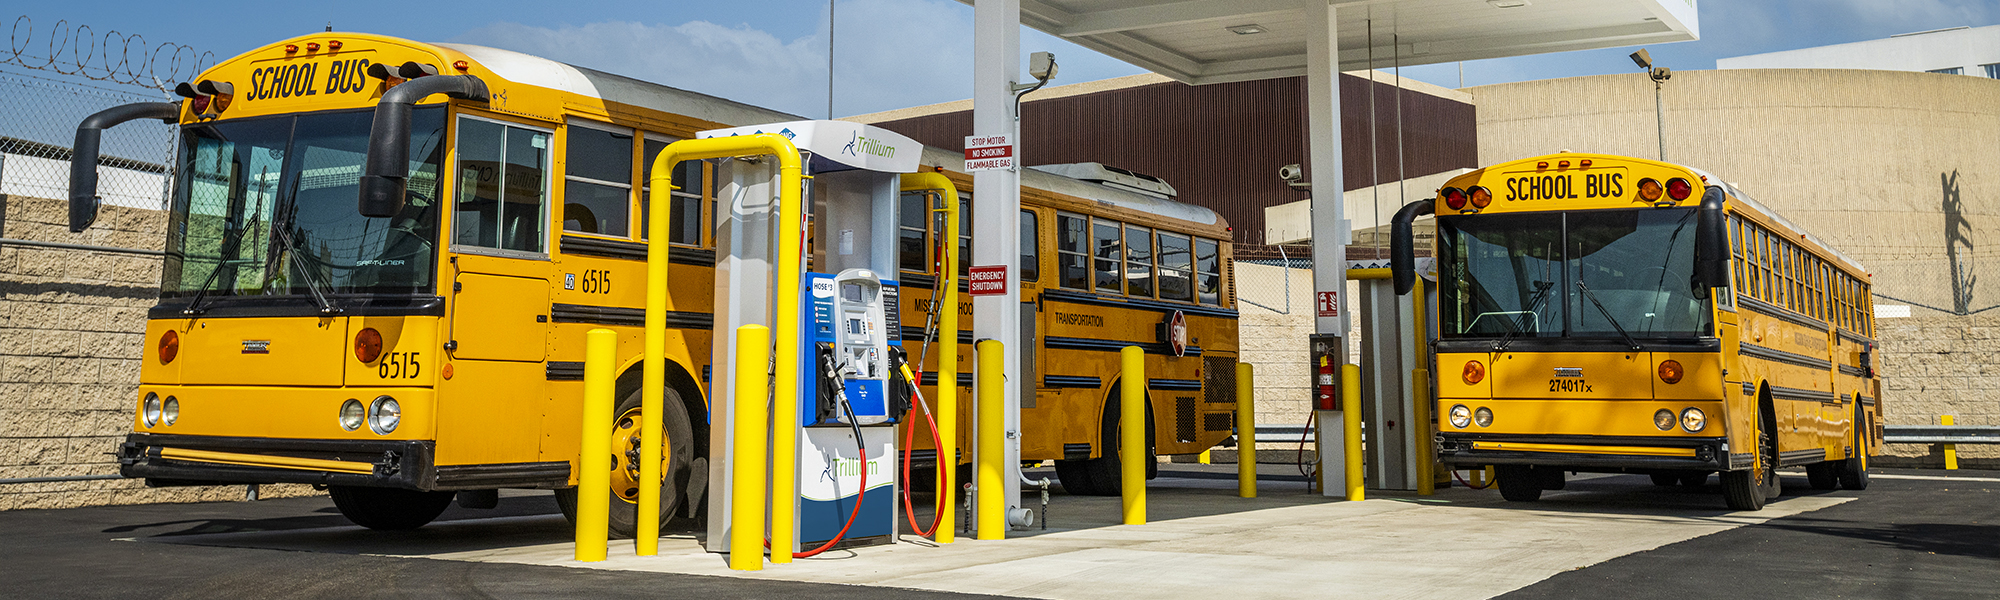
1876,313,2000,468
0,194,310,509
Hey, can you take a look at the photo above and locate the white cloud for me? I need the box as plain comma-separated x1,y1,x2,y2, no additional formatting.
453,0,990,118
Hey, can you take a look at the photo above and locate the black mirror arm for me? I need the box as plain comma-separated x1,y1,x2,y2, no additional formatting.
358,75,489,218
69,102,181,233
1391,199,1435,295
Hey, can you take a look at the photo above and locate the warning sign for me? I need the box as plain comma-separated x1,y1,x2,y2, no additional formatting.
963,134,1014,172
1316,291,1339,318
969,265,1008,296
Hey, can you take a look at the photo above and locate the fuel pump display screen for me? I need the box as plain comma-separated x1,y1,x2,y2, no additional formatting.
842,282,868,303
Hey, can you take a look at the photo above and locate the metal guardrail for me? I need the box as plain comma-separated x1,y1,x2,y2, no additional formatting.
1213,425,1314,447
0,237,165,256
1883,424,2000,444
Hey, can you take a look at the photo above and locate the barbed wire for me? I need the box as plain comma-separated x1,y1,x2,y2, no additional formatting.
4,15,211,91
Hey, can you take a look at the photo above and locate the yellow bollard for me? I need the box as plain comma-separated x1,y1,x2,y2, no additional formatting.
641,133,804,559
1120,346,1147,525
1943,415,1958,470
1342,364,1364,501
1413,368,1434,496
728,325,771,571
976,340,1006,540
1236,362,1256,499
1198,449,1211,465
575,329,617,562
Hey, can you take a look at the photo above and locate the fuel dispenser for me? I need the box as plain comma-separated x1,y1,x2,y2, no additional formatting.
704,120,923,556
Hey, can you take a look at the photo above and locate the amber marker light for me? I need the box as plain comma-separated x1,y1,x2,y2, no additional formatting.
355,328,383,364
158,330,180,364
1637,178,1663,202
1658,359,1684,384
1462,360,1486,385
1468,186,1492,208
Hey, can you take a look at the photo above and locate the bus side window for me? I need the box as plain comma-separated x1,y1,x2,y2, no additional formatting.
562,122,633,237
1195,238,1221,305
1020,210,1039,282
455,116,550,254
899,191,929,273
639,135,704,246
1093,218,1123,294
1158,232,1195,302
1056,213,1088,289
1126,225,1154,298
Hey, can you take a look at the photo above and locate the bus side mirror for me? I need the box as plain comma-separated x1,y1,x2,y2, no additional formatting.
1390,199,1435,295
1693,186,1729,298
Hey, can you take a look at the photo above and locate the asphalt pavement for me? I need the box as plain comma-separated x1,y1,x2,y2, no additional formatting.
0,466,1990,599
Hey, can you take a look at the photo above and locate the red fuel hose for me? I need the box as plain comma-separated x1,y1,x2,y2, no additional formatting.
899,383,946,537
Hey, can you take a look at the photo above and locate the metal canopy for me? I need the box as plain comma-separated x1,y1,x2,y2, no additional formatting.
973,0,1700,85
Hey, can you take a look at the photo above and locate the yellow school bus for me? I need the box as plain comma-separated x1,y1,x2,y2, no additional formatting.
894,162,1239,496
1389,153,1879,510
74,32,1239,532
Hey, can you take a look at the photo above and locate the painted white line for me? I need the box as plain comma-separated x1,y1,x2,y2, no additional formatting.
1864,474,1992,482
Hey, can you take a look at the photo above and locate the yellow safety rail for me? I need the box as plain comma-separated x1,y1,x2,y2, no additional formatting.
575,329,616,562
976,340,1005,540
643,133,804,559
899,171,960,544
1411,276,1434,496
1342,363,1364,501
1121,346,1147,524
1237,363,1256,498
730,325,771,570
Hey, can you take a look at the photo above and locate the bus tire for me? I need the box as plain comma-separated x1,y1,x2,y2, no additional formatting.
1495,465,1542,502
1078,386,1157,497
328,486,456,530
1804,461,1839,490
1724,406,1775,511
1839,407,1871,491
1053,459,1099,495
556,386,695,539
1648,471,1679,487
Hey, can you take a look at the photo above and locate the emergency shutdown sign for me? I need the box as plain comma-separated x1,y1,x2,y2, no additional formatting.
963,134,1014,171
968,265,1008,296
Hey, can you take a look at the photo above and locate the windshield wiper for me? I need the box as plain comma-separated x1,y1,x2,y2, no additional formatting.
180,255,233,315
1576,280,1642,351
271,221,343,315
1493,280,1555,352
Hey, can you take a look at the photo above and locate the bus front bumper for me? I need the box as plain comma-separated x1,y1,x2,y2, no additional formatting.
1438,434,1729,471
117,433,572,491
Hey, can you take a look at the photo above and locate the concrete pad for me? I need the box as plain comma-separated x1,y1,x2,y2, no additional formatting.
143,473,1852,599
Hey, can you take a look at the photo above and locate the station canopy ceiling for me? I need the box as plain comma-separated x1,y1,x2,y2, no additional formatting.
969,0,1701,85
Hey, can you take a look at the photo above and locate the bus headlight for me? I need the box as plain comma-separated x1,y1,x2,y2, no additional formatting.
1449,404,1472,428
1654,409,1676,431
1680,407,1706,433
340,399,366,431
161,396,179,427
368,396,401,434
142,393,161,428
1474,407,1494,427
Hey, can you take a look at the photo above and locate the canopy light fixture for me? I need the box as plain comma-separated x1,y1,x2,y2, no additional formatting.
1488,0,1529,8
1226,24,1267,35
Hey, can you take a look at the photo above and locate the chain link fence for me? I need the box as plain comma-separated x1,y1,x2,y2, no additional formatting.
0,15,208,213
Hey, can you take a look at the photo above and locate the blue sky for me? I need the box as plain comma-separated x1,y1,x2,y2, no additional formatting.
12,0,2000,118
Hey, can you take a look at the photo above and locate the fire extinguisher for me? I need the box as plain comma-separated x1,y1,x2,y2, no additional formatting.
1312,334,1338,411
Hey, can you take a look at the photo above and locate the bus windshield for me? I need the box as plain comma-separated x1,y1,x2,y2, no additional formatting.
162,107,447,300
1439,207,1707,339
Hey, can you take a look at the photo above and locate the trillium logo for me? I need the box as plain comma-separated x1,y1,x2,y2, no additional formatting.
841,131,897,159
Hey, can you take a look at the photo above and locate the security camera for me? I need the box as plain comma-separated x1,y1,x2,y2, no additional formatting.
1028,51,1058,82
1279,163,1303,182
1629,49,1652,69
1279,163,1309,190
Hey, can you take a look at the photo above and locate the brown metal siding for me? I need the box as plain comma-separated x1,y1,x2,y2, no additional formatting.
870,74,1476,243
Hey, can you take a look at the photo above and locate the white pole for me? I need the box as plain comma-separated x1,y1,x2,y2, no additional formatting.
972,0,1025,522
1305,0,1349,497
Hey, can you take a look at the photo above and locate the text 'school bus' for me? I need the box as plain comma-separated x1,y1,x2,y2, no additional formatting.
71,33,1239,533
1388,153,1879,511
